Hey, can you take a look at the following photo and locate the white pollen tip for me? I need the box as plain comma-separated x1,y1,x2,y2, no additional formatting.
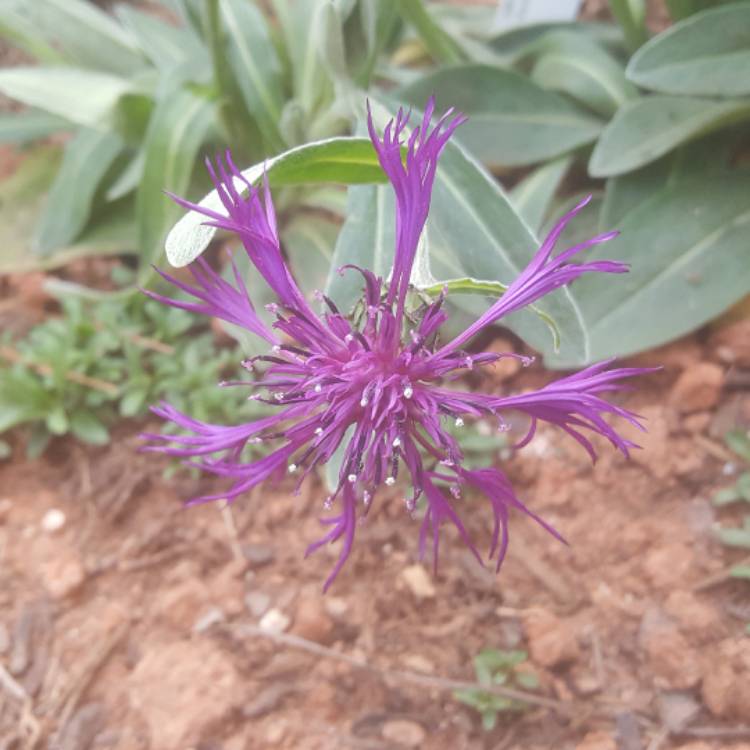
314,384,322,393
392,437,401,448
315,427,323,435
360,398,368,407
347,473,357,483
385,476,395,486
274,393,284,401
403,387,413,399
344,333,354,343
288,464,297,473
455,417,464,427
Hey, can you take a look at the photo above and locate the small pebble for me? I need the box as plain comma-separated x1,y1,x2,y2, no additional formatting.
381,719,426,748
399,564,436,599
41,508,66,534
259,608,291,634
245,591,271,618
192,607,226,633
242,543,275,567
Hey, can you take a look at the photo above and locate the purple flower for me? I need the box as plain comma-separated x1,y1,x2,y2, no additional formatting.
144,99,651,591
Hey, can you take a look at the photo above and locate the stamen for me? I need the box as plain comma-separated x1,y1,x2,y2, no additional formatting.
314,384,322,393
362,491,372,507
392,437,401,448
450,483,461,499
288,464,297,474
347,473,357,483
315,427,324,435
455,417,464,427
403,383,414,399
385,476,395,486
323,495,333,510
274,392,284,402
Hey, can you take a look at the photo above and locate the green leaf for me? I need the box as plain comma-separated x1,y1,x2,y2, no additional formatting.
665,0,736,21
726,430,750,463
396,65,603,168
546,173,750,367
607,0,648,52
628,3,750,97
34,128,124,256
730,565,750,579
0,67,136,129
0,110,69,144
11,0,146,76
510,156,572,235
46,407,69,436
398,0,466,64
738,473,750,502
530,31,638,118
589,96,750,177
716,525,750,549
0,372,53,432
281,214,339,299
106,150,145,202
137,87,215,274
165,137,386,268
115,4,207,71
0,2,68,63
487,21,626,66
70,410,109,445
220,0,285,151
272,0,331,119
599,157,672,230
327,119,591,365
481,710,498,731
714,486,742,506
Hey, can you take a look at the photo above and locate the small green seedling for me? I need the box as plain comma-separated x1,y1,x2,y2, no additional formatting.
713,429,750,634
453,649,538,731
713,429,750,506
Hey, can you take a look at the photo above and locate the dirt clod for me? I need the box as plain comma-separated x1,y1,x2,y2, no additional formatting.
381,719,426,748
522,609,580,668
128,638,240,748
399,564,436,599
670,363,724,413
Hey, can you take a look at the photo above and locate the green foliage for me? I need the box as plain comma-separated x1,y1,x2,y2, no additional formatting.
0,283,264,457
0,0,400,277
713,430,750,592
714,430,750,506
453,649,538,731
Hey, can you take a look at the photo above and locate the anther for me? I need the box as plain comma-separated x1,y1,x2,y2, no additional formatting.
385,476,395,486
347,473,357,483
455,417,464,427
288,464,297,474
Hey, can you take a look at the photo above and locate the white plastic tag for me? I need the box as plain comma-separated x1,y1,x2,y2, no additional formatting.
493,0,583,30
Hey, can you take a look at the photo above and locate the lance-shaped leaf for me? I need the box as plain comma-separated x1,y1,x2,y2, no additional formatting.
0,110,69,144
589,95,750,177
396,65,603,168
34,128,125,256
628,3,750,97
529,30,638,118
220,0,285,151
137,88,216,274
165,137,387,267
547,172,750,368
0,67,136,129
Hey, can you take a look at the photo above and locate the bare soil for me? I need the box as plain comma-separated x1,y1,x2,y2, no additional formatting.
2,258,750,749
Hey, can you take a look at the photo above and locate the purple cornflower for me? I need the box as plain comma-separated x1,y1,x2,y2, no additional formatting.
143,99,650,590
